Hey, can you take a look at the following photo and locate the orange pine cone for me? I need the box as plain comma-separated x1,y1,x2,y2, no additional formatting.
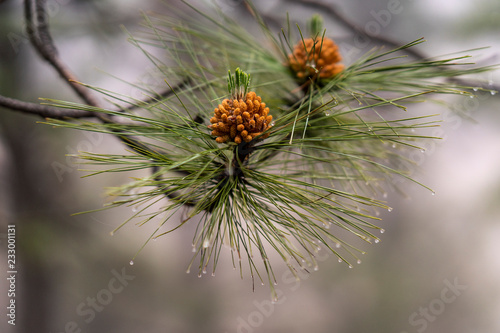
209,92,273,144
288,37,344,80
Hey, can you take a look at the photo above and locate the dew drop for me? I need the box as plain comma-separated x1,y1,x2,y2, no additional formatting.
274,281,278,286
192,246,196,252
431,191,436,196
420,149,426,153
153,237,157,241
374,239,380,243
491,90,497,95
387,207,393,212
469,95,474,99
338,258,343,263
375,211,380,216
357,259,362,264
261,282,265,286
132,206,138,212
383,192,388,199
272,296,278,303
392,143,396,148
380,229,385,234
314,265,319,271
349,264,353,268
368,127,373,132
203,239,210,248
335,243,341,248
202,268,207,274
324,111,330,116
186,268,191,274
411,128,415,133
316,246,321,251
129,260,134,266
270,121,275,126
211,272,216,277
110,231,115,236
460,91,464,95
198,273,202,278
473,87,479,92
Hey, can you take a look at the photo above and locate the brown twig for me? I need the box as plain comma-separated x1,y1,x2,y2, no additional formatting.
0,96,94,119
24,0,102,108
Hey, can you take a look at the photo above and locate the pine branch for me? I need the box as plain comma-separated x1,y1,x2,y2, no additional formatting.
4,0,498,297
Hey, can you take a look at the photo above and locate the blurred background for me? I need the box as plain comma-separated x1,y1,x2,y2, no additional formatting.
1,0,499,332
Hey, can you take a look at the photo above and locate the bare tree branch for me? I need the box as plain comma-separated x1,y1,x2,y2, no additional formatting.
24,0,102,108
0,96,95,119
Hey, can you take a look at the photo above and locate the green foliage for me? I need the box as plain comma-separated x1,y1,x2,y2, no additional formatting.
43,0,495,300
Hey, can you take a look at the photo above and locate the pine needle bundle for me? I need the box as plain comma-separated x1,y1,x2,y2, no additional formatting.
44,1,496,300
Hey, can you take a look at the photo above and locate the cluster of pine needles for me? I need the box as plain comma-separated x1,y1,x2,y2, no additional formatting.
44,1,495,299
